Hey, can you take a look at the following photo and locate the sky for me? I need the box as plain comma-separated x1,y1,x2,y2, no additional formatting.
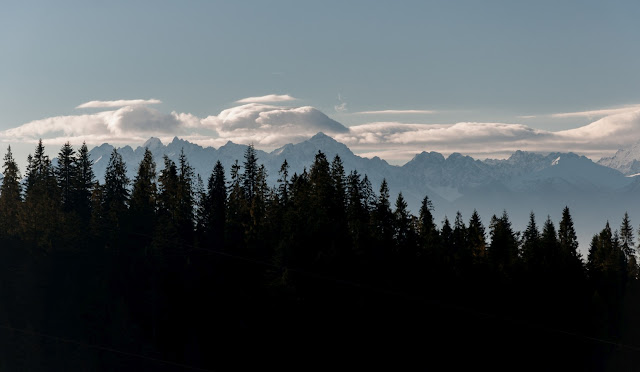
2,0,640,166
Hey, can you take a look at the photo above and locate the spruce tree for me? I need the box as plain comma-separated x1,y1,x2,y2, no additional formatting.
393,192,415,257
21,140,60,251
618,212,638,280
0,146,22,238
346,170,370,259
176,149,195,244
452,211,471,269
467,210,486,262
620,212,634,259
206,160,227,247
418,195,439,258
541,216,560,270
488,211,519,275
129,148,157,252
330,155,347,213
102,148,130,247
56,142,76,211
154,156,179,254
227,159,247,252
242,144,258,201
558,206,580,261
277,159,290,206
440,216,453,266
521,211,541,268
373,179,394,260
73,142,95,221
194,174,207,241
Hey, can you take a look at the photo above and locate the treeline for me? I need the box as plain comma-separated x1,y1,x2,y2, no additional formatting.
1,140,640,370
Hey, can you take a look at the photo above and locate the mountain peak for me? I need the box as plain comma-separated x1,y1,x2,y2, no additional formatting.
309,132,336,142
143,137,163,149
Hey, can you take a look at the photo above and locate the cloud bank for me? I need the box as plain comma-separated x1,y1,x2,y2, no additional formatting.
235,94,297,103
355,110,436,115
550,104,640,119
4,99,640,164
76,99,162,109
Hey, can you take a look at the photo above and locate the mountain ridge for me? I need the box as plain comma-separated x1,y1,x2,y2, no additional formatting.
86,132,640,254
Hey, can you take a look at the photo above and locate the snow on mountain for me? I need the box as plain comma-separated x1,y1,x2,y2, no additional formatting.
509,153,630,192
88,133,632,205
598,140,640,176
84,133,640,253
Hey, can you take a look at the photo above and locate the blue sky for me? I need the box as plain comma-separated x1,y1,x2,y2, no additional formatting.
2,0,640,164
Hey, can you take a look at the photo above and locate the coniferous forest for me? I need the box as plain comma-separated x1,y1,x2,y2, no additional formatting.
2,140,640,370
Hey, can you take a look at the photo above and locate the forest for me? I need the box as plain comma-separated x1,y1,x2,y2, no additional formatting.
1,140,640,370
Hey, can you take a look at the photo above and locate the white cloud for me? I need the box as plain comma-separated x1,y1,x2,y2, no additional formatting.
1,101,349,150
550,104,640,119
334,109,640,161
6,99,640,163
334,93,348,113
202,104,349,146
235,94,297,103
2,105,195,146
76,99,162,109
334,102,348,113
355,109,436,115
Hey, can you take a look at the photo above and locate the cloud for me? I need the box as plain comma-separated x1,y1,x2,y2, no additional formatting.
6,99,640,164
202,104,349,146
355,110,437,115
333,108,640,162
1,101,351,150
2,105,195,146
334,93,348,113
334,102,348,113
235,94,297,103
517,115,536,119
550,104,640,119
76,99,162,109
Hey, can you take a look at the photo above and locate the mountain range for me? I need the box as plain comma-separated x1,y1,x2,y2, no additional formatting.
87,133,640,255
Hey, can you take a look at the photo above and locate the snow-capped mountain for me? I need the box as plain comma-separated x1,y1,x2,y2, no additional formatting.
86,132,640,253
598,140,640,176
